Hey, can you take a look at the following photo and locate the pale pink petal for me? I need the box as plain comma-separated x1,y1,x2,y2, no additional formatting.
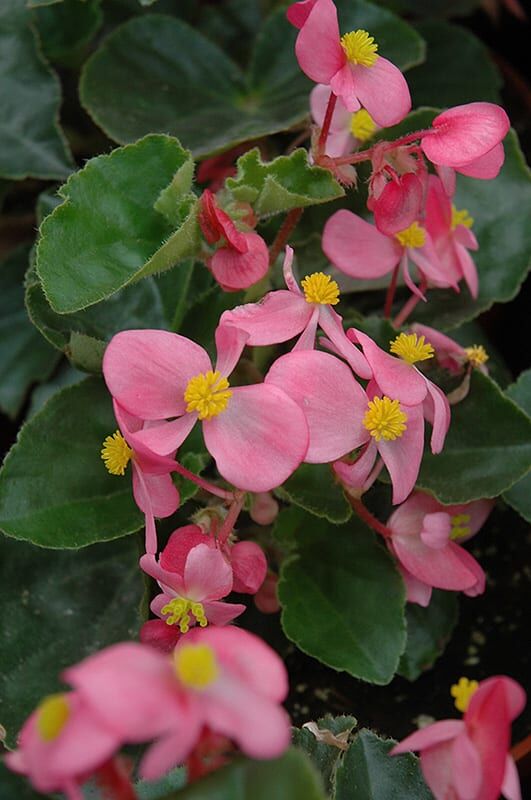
249,492,280,526
374,173,424,236
292,306,320,350
393,531,482,592
436,163,457,196
265,350,368,462
287,0,318,29
329,64,361,113
455,244,479,298
387,490,441,536
461,548,486,597
411,323,465,374
333,440,376,491
400,564,433,606
131,414,197,457
402,251,427,300
323,210,401,279
161,525,212,574
409,234,457,290
424,380,451,454
501,756,522,800
103,330,210,419
131,465,157,554
419,512,452,549
220,291,311,345
282,245,303,295
140,721,202,780
452,498,494,539
453,225,478,250
295,0,345,83
183,544,233,601
319,306,373,379
421,740,458,800
230,540,268,593
140,554,186,597
132,468,179,520
391,719,465,755
377,403,424,504
202,599,246,625
351,57,411,127
203,384,309,492
458,142,505,179
214,323,250,377
210,233,269,291
421,102,510,168
310,84,351,131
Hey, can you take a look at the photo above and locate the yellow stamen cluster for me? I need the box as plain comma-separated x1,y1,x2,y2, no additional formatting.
340,30,378,67
363,396,407,442
184,370,232,420
161,597,208,634
451,206,474,230
301,272,340,305
451,677,479,713
395,221,426,249
36,694,70,742
174,643,219,690
465,345,489,368
450,514,471,540
101,431,133,476
390,333,434,365
350,109,376,142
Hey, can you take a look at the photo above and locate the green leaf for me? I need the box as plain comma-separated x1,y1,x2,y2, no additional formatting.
293,715,357,795
0,377,143,548
275,463,352,525
0,534,144,749
375,0,480,17
164,749,325,800
33,0,103,68
0,762,42,800
36,134,200,313
335,729,433,800
227,149,344,218
136,768,186,800
398,590,459,681
0,0,73,179
0,245,60,418
417,371,531,504
278,513,406,684
408,22,501,107
79,4,423,158
503,370,531,522
28,360,84,418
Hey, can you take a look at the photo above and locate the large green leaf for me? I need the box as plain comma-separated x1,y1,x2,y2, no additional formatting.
293,715,357,795
36,134,200,313
275,463,352,525
0,245,60,418
0,535,144,750
163,749,325,800
0,377,143,548
335,729,433,800
398,590,459,681
375,0,480,15
278,512,406,684
503,370,531,522
79,4,423,158
0,763,42,800
0,0,73,179
33,0,103,68
417,371,531,504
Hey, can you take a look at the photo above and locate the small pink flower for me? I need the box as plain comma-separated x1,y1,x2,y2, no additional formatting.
386,491,493,606
103,324,309,492
65,628,291,779
391,675,526,800
411,323,490,376
198,190,269,291
249,492,280,526
310,84,378,157
294,0,411,125
5,691,121,800
221,246,371,379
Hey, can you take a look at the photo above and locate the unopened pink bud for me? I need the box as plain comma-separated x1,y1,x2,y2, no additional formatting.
250,492,279,526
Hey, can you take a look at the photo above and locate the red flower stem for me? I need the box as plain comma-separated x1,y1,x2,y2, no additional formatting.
393,277,428,327
93,758,136,800
317,91,338,155
349,497,392,539
330,128,434,167
269,207,304,266
383,264,400,318
172,461,234,501
217,492,245,544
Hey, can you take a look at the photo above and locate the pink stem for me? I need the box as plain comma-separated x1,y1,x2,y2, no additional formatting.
393,277,428,327
217,493,245,544
172,461,234,501
269,207,304,266
331,127,434,167
317,91,338,155
383,264,399,319
349,498,392,539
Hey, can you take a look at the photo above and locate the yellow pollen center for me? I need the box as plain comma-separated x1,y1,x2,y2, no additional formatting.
395,221,426,249
340,30,379,67
36,694,71,742
350,109,376,142
184,370,232,421
161,597,208,634
301,272,340,305
101,431,133,476
174,643,219,690
450,514,471,540
363,396,407,442
451,206,474,230
451,677,479,713
390,333,435,365
465,345,489,368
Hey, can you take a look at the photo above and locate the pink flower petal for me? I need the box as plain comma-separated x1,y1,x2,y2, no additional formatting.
423,380,451,454
425,175,452,241
393,533,482,592
390,719,465,755
140,619,181,653
310,84,351,131
419,512,452,549
323,210,401,279
467,676,526,724
161,525,212,574
351,57,411,127
319,307,372,380
214,323,250,377
131,414,197,457
183,544,233,601
295,0,345,84
220,291,311,345
411,324,465,374
420,740,458,800
292,306,320,350
398,562,433,606
455,243,479,298
377,402,424,504
421,102,510,168
333,440,376,492
202,599,246,625
458,142,505,179
501,755,522,800
230,540,268,593
210,233,269,291
287,0,318,29
203,384,309,491
140,722,202,781
374,173,424,236
140,554,187,597
132,468,180,520
409,234,457,290
329,64,361,113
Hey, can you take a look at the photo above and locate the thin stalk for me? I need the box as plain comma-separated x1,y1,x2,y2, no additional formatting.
393,277,428,327
172,461,234,502
217,492,245,544
268,207,304,266
330,127,434,167
383,264,399,319
317,91,338,154
348,497,392,539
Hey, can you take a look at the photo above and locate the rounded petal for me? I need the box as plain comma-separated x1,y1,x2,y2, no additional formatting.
467,676,526,725
214,323,250,377
421,102,510,168
374,173,424,236
103,330,210,419
161,525,212,574
203,384,309,492
140,554,186,597
220,291,311,346
230,540,268,594
333,440,376,492
351,57,411,127
287,0,318,29
202,599,246,625
140,723,202,781
420,740,459,800
323,210,401,279
377,403,424,505
132,468,180,520
458,142,505,179
210,233,269,291
295,0,344,83
411,324,465,374
310,83,351,131
329,63,361,113
393,532,483,591
419,512,452,549
265,350,369,462
131,415,197,457
391,719,465,755
319,306,373,380
183,544,233,602
423,380,451,454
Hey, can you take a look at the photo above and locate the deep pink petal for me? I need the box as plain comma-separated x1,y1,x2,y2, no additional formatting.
140,619,181,653
319,307,372,380
411,324,465,374
436,163,457,196
210,233,269,291
377,403,424,504
425,175,452,241
456,243,479,298
323,210,401,279
295,0,345,83
457,142,505,179
230,540,268,594
351,57,411,127
467,676,526,725
287,0,318,29
203,384,309,492
391,719,465,755
214,323,250,377
374,173,424,236
452,732,483,800
421,102,510,168
220,291,311,345
103,330,211,419
161,525,212,574
183,544,233,601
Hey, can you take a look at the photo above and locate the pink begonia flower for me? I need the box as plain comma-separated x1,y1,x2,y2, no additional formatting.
103,324,309,492
391,675,526,800
412,323,490,376
370,169,425,236
4,691,121,800
220,246,372,379
310,84,378,157
101,400,180,554
265,349,369,463
198,189,269,291
386,491,493,607
287,0,318,28
294,0,411,125
65,628,291,779
424,175,480,298
322,209,457,300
